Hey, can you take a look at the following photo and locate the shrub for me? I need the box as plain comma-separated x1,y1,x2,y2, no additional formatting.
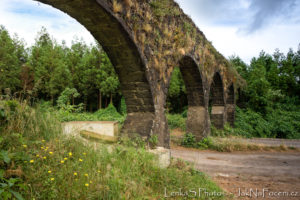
181,133,196,147
197,137,214,149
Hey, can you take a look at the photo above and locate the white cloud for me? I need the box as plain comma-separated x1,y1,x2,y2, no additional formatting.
176,0,300,63
0,0,95,47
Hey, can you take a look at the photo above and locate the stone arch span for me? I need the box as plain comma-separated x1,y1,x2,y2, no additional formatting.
209,72,225,129
36,0,156,140
178,56,207,139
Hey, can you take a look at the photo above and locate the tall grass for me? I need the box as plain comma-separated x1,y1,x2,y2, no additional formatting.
0,100,225,199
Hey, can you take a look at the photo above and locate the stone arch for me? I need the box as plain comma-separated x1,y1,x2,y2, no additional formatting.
36,0,155,138
178,56,206,139
209,72,225,129
226,84,235,127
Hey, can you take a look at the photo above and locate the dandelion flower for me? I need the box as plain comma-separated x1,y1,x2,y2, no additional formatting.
43,156,47,159
23,144,27,148
98,170,101,173
50,178,55,181
64,157,68,160
60,160,64,164
41,147,44,150
36,154,40,158
79,158,83,162
74,172,78,176
84,173,88,177
85,183,89,187
68,152,72,157
90,181,93,184
48,170,52,174
30,160,34,163
83,152,86,156
49,152,53,155
42,140,45,143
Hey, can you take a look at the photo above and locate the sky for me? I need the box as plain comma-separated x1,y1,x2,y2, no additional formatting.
0,0,299,64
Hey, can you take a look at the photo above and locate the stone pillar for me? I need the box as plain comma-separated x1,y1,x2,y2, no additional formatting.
122,112,155,138
211,106,225,129
186,106,206,140
226,104,235,127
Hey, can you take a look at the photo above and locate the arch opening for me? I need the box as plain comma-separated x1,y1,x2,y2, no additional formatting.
177,56,206,139
36,0,155,138
209,72,225,129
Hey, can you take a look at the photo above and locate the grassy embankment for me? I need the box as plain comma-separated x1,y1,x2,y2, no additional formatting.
0,100,226,200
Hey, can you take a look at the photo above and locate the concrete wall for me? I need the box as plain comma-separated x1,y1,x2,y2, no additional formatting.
62,121,119,137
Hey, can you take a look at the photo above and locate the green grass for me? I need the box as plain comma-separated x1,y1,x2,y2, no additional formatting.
167,113,186,130
0,100,225,199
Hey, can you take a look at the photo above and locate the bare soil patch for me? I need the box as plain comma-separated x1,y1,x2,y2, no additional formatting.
171,148,300,199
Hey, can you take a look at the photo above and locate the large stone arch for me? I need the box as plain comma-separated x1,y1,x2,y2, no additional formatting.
36,0,157,142
226,84,235,127
178,56,207,139
30,0,240,147
209,72,225,129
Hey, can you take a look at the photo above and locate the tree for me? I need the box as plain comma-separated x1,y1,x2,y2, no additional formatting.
28,27,71,103
0,26,26,95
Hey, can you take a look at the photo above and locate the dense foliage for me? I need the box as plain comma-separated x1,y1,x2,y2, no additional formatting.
230,49,300,139
0,26,120,112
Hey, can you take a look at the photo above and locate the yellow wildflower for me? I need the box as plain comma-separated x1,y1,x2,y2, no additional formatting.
50,178,54,181
83,152,86,156
90,181,93,184
41,146,44,150
98,170,101,173
74,172,78,176
43,156,47,159
79,158,83,162
30,160,34,163
85,183,89,187
68,152,72,157
60,160,64,164
36,154,40,158
49,152,53,155
64,157,68,160
42,140,45,143
84,173,88,177
48,170,52,174
23,144,27,148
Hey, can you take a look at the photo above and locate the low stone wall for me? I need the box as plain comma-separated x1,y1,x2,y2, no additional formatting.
62,121,119,137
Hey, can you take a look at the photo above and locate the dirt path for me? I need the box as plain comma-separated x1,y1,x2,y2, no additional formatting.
171,148,300,199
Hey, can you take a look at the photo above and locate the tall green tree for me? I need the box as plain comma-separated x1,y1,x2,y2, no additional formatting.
0,26,26,95
28,27,71,103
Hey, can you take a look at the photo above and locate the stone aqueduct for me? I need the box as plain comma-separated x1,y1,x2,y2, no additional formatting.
37,0,238,148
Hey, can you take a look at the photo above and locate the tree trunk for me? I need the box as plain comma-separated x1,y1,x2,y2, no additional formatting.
51,96,54,106
110,93,113,104
98,90,102,109
72,96,75,105
84,97,87,111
